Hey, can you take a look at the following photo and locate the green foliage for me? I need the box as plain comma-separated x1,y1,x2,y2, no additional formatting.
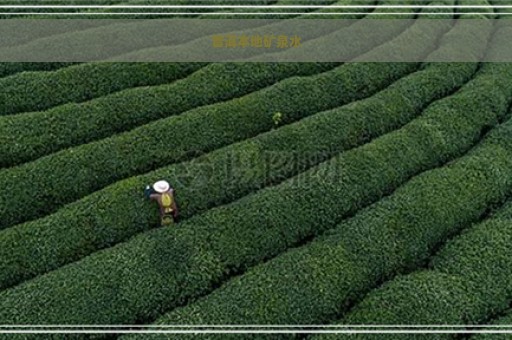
0,63,205,115
2,0,508,332
0,56,509,325
310,24,512,338
0,62,339,168
333,194,512,333
0,61,479,290
333,206,512,336
0,0,383,168
144,85,512,331
0,62,415,230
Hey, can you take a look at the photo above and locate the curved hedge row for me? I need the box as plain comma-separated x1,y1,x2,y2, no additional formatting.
0,0,349,115
0,0,434,229
0,0,379,168
312,28,512,336
4,43,511,328
141,68,512,331
0,60,477,290
0,63,206,115
336,200,512,331
0,62,338,168
0,60,422,230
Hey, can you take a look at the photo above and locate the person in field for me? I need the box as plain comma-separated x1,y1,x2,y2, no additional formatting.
144,180,179,226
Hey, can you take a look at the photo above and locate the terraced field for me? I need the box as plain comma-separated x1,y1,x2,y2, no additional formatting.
3,0,512,338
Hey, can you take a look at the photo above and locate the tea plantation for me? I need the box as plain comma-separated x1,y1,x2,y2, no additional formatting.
1,0,512,338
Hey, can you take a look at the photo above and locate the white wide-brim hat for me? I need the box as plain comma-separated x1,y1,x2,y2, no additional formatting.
153,180,170,194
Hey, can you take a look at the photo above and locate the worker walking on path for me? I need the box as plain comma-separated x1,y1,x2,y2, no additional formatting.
144,180,179,226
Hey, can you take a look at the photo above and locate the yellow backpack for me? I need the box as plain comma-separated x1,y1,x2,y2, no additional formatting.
161,193,173,213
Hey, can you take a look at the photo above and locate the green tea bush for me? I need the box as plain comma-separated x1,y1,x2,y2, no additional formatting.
0,61,477,290
0,62,414,229
2,59,510,327
0,0,355,115
0,63,205,115
0,0,379,167
0,0,441,230
339,205,512,328
147,79,512,330
0,62,337,168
